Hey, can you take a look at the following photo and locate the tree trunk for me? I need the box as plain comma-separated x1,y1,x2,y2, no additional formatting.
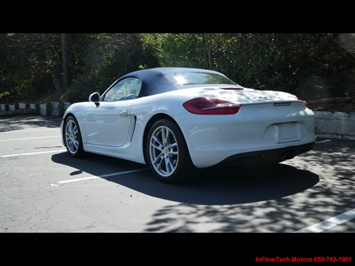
61,33,69,89
41,33,63,94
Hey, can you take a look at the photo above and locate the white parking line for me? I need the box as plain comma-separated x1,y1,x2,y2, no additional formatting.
296,208,355,233
316,139,332,144
0,136,60,142
1,149,66,158
56,168,149,184
0,128,59,133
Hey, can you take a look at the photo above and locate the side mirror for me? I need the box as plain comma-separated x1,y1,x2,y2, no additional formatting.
89,92,100,106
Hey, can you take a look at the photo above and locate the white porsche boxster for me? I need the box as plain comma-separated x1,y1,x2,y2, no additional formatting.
60,67,316,183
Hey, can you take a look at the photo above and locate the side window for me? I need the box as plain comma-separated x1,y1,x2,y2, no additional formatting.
103,77,142,102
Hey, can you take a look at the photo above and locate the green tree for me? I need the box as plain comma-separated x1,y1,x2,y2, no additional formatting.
1,33,353,104
142,33,355,98
64,33,159,102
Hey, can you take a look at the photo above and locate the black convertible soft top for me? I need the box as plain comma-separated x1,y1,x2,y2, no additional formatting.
117,67,234,97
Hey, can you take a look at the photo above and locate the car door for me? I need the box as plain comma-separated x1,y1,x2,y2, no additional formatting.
84,77,142,147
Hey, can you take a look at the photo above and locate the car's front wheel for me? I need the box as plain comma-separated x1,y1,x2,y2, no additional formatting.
146,119,195,184
64,115,84,157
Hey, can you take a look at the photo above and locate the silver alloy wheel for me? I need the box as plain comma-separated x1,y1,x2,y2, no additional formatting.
65,119,80,155
149,125,179,177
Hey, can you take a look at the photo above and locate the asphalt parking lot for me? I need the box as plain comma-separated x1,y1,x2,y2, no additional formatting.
1,115,354,235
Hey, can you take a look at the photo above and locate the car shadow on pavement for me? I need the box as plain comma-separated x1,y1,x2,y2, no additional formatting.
51,152,319,205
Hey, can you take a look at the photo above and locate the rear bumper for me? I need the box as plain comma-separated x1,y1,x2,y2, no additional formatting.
215,142,315,167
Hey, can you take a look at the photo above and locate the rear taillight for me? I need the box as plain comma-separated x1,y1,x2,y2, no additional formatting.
297,97,309,108
183,97,242,115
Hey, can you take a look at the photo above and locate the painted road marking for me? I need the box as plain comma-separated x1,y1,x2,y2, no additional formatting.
0,136,60,142
0,128,59,133
296,208,355,233
1,149,66,158
316,139,332,144
56,169,149,185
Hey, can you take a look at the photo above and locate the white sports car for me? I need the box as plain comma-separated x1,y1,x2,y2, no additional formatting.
60,67,316,183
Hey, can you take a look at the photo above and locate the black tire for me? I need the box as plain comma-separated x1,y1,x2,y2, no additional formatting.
145,119,195,184
63,115,84,157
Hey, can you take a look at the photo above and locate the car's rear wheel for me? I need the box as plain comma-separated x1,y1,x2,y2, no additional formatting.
146,119,194,184
64,115,84,157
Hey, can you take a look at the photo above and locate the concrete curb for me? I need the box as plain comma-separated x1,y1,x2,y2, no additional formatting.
314,111,355,140
0,102,71,117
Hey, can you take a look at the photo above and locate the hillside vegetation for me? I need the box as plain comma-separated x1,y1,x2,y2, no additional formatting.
1,33,354,112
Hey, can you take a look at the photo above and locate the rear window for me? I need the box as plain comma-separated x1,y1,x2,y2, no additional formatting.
168,72,238,86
